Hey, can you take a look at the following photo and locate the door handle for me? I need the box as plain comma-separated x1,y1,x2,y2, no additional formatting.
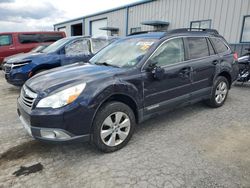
179,67,192,78
9,47,15,50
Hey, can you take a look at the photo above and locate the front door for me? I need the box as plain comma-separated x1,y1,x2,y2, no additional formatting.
0,34,16,63
143,37,193,115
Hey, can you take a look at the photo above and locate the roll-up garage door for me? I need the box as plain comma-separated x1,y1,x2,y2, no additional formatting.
91,19,108,36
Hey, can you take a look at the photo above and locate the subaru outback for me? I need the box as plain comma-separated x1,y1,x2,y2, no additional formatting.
17,29,239,152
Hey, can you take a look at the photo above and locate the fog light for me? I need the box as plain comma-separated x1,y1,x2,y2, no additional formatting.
40,130,56,139
40,129,71,140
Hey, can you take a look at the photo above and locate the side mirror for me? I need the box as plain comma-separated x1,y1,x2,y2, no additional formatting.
146,61,165,80
152,66,165,80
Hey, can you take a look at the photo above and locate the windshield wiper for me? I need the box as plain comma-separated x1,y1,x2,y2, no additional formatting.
95,62,120,68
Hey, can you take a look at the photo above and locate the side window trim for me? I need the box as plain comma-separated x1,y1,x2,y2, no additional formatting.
206,37,216,56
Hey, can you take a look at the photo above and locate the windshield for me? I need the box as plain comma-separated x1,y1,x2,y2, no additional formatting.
89,38,157,68
41,38,71,53
31,45,48,53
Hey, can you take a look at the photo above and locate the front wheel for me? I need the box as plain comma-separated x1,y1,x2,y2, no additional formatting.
92,102,135,152
205,76,229,108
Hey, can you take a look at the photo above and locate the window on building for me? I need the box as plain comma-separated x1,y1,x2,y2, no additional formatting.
0,35,12,46
190,20,212,29
210,38,229,54
150,38,185,66
241,15,250,43
187,37,209,59
130,27,141,34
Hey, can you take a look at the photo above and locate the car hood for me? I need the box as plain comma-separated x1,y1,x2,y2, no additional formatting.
6,52,54,64
25,63,122,94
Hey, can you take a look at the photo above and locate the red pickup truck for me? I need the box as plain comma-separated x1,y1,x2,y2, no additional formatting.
0,31,66,67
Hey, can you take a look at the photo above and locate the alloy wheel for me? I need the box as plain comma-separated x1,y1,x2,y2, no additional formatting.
100,112,131,147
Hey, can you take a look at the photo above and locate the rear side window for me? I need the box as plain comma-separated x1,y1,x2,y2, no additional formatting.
18,34,40,44
40,33,64,42
210,38,229,54
18,33,63,44
0,35,12,46
187,37,209,59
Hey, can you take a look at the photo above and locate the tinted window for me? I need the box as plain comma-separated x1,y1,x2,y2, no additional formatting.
65,39,90,55
207,38,215,55
92,39,110,54
187,37,209,59
211,38,228,54
18,34,40,44
40,33,63,42
150,38,185,66
0,35,12,46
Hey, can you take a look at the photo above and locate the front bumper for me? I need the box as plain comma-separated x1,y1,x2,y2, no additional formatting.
17,97,94,143
4,67,30,86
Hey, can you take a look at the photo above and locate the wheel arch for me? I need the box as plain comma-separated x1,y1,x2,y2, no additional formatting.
217,71,232,89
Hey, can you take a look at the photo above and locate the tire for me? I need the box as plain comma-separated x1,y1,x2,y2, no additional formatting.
92,101,136,153
205,76,229,108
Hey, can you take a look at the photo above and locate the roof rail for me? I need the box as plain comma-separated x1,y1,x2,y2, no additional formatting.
166,28,219,35
128,31,154,36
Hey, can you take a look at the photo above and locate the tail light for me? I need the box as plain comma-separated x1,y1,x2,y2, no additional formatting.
233,52,238,61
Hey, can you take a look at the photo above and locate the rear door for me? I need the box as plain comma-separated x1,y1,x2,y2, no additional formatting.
184,37,218,100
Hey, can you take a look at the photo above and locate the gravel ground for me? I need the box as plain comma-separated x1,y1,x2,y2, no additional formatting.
0,72,249,188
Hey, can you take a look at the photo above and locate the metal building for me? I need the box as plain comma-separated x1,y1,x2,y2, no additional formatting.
54,0,250,54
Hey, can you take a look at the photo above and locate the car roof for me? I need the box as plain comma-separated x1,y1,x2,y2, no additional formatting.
126,32,166,39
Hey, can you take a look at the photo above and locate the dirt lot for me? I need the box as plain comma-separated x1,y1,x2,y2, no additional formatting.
0,72,249,188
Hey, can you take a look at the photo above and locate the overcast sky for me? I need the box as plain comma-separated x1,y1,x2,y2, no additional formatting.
0,0,141,32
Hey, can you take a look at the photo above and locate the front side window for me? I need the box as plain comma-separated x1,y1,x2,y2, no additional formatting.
150,38,185,66
0,35,12,46
190,20,212,29
91,39,109,54
187,37,209,59
210,38,228,54
241,16,250,43
90,38,157,68
65,39,90,55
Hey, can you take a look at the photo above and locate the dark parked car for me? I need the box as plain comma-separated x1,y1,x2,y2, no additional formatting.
17,29,239,152
4,36,115,86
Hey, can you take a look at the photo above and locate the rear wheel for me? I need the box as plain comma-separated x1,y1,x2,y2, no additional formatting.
92,101,135,152
206,76,229,108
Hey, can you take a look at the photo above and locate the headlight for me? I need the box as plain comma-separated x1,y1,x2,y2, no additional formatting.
36,83,86,109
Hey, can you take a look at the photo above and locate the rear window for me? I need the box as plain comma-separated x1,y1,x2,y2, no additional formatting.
18,33,64,44
210,37,229,54
187,37,209,59
0,35,12,46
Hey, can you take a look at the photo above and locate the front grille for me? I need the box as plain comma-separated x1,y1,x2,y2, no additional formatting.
20,85,37,109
